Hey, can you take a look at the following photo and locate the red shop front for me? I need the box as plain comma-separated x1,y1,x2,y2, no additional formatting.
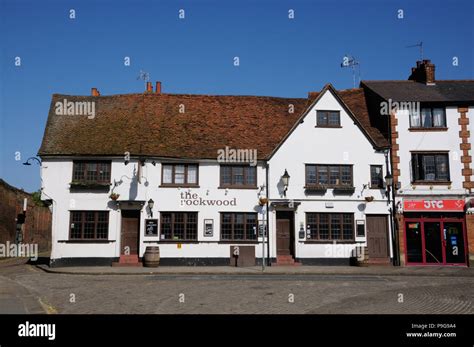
403,199,468,266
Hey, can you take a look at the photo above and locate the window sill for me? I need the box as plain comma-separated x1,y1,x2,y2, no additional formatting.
411,181,452,186
70,182,111,190
218,240,259,244
315,125,342,128
218,186,258,190
408,127,448,132
303,240,356,244
159,184,200,188
59,240,115,243
155,241,199,244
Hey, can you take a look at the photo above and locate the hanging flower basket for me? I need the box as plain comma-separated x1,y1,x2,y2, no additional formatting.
109,193,120,201
259,197,268,206
364,196,374,202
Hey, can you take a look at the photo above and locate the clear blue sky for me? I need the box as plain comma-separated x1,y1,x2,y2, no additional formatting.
0,0,473,192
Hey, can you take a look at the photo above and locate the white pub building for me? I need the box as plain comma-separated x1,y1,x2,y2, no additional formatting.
38,60,473,267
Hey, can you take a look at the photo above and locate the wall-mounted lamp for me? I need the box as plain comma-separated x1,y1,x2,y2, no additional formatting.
148,198,154,217
281,169,290,197
22,157,42,166
385,173,393,198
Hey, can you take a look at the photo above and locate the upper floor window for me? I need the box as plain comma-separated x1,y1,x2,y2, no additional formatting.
306,164,353,188
410,107,446,128
70,211,109,240
162,164,198,186
220,165,257,188
411,152,450,182
370,165,383,189
316,110,340,127
72,161,111,183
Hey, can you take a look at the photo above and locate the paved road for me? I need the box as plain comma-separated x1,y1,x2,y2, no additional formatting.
0,261,473,314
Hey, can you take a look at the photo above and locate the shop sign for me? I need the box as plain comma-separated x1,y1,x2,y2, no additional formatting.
403,199,465,212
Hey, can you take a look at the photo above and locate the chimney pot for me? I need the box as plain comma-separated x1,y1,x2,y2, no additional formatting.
91,88,100,96
146,81,153,92
155,81,162,94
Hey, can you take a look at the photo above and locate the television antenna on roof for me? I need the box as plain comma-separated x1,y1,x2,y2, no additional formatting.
406,42,423,61
137,70,150,89
340,54,360,88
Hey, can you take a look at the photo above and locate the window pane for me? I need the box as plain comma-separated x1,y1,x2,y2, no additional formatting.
97,162,110,181
307,166,317,185
245,214,257,240
319,214,329,239
174,165,185,184
432,108,445,127
328,112,340,126
342,214,353,240
221,213,233,240
421,108,432,128
329,166,339,185
423,155,436,180
234,214,244,240
371,166,383,187
86,163,97,181
317,166,328,185
73,162,85,181
221,166,232,185
317,111,328,126
161,213,172,239
233,167,244,185
331,214,341,240
187,165,197,184
410,109,421,127
435,155,449,181
341,166,352,185
163,165,173,184
245,166,256,186
185,213,197,240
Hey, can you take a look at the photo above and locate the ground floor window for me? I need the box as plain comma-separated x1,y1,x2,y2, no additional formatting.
404,213,466,265
160,212,198,241
306,213,354,241
70,211,109,240
220,212,258,241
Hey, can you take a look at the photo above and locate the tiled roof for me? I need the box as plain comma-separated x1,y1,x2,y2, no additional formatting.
361,80,474,103
38,88,389,159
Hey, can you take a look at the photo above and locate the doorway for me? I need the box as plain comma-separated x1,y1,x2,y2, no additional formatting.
121,210,140,255
366,215,389,260
276,211,295,258
405,215,467,265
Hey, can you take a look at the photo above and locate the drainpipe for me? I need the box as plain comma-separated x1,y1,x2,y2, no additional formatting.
265,161,270,266
386,148,400,266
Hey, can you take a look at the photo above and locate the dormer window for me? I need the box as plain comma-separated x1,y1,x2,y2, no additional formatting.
409,107,446,129
316,111,340,127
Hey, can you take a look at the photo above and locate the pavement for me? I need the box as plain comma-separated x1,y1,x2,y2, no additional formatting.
36,262,474,277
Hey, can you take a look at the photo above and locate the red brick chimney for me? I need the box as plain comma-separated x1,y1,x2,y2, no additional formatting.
408,59,436,85
155,81,161,94
91,88,100,96
146,82,153,92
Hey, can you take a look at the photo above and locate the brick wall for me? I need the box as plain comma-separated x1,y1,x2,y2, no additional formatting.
395,213,405,266
0,179,51,254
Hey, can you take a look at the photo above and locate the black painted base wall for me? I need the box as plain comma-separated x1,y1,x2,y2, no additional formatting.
49,257,355,267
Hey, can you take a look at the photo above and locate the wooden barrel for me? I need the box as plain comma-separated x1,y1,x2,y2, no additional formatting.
143,246,160,267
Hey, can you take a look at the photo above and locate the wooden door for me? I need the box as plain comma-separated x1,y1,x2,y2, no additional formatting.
366,215,389,259
277,219,291,255
121,214,139,255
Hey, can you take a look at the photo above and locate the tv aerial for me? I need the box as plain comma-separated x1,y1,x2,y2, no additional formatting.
340,55,360,88
406,42,423,61
137,70,150,89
